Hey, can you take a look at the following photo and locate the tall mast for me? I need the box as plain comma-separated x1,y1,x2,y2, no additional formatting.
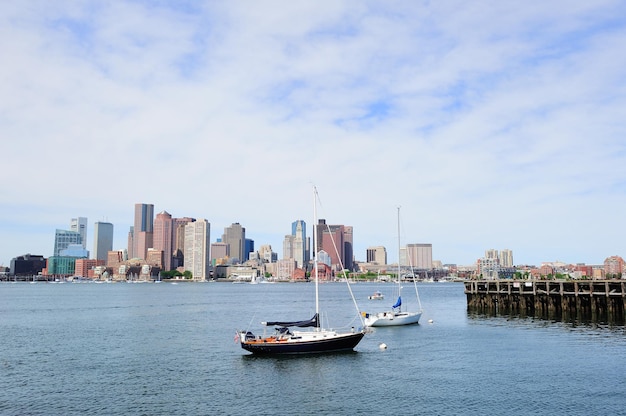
397,206,401,311
313,186,320,326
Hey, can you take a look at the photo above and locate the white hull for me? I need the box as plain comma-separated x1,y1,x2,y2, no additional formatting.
364,311,422,327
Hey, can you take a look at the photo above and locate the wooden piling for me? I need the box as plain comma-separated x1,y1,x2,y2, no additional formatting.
465,279,626,324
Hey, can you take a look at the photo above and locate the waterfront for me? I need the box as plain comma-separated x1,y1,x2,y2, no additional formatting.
1,281,625,415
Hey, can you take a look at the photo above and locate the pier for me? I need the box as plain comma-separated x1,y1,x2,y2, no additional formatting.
465,279,626,324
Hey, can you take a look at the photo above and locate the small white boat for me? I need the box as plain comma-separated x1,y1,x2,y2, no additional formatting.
368,291,384,300
362,207,423,327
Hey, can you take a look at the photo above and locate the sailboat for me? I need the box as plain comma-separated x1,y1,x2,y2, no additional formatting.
237,187,367,355
362,207,423,327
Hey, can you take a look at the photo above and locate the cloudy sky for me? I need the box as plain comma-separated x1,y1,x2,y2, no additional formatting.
2,1,625,268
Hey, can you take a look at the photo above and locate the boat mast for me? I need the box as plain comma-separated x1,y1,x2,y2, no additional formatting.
313,186,320,327
397,206,402,312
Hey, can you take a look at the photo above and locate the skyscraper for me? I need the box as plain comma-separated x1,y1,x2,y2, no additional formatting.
53,229,82,257
316,220,353,271
222,223,245,264
184,219,210,280
153,211,173,271
70,217,88,249
172,217,195,269
292,220,308,268
132,203,154,260
500,249,514,267
93,222,114,262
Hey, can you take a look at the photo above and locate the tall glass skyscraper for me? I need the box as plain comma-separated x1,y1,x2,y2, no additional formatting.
132,203,154,260
93,222,114,262
53,229,82,257
70,217,88,249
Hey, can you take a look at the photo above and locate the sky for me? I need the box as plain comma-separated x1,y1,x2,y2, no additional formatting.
1,1,626,268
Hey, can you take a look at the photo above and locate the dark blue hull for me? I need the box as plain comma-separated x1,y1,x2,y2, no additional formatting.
241,332,365,355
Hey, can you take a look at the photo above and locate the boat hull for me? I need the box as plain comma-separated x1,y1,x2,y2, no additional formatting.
240,331,365,355
364,311,422,327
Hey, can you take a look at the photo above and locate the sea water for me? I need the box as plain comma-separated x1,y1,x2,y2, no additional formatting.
1,281,625,415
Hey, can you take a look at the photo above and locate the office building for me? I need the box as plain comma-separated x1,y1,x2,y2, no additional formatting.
222,223,245,264
366,246,387,265
184,219,210,280
153,211,173,270
9,254,46,277
70,217,88,249
316,220,353,271
406,243,433,269
93,222,114,262
172,217,195,268
500,249,514,267
53,229,82,257
131,203,154,260
292,220,308,268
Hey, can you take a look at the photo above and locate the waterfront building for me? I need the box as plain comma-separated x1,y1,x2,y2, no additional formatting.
75,259,104,278
93,222,114,262
46,256,79,276
275,258,296,281
146,248,164,269
9,254,46,277
222,223,245,264
70,217,88,249
131,203,154,260
366,246,387,265
406,243,433,269
153,211,173,270
53,229,82,257
107,250,124,268
184,219,210,280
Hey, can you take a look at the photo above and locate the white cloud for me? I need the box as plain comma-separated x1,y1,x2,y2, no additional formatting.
1,1,625,268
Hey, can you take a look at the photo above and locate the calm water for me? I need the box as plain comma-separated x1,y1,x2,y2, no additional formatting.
1,281,625,415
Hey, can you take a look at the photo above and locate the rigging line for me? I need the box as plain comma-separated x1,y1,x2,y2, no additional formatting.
315,187,365,328
400,206,424,311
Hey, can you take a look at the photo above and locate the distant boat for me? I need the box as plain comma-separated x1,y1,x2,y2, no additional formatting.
368,291,384,300
237,186,367,355
362,207,423,327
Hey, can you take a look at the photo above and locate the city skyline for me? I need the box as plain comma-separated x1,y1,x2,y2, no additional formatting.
2,207,624,271
2,3,625,268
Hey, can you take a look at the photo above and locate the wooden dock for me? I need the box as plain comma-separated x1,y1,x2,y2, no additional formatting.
465,279,626,323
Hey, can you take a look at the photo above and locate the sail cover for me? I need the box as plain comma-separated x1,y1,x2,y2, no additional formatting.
392,296,402,309
263,313,319,328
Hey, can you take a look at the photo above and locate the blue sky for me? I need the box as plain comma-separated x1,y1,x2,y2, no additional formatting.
1,1,625,268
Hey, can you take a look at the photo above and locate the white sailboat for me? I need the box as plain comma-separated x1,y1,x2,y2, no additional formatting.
238,186,367,355
362,207,423,327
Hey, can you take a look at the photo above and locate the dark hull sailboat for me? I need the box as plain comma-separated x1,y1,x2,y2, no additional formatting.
238,187,367,355
239,328,365,355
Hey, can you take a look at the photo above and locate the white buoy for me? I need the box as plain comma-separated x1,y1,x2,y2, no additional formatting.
428,319,434,324
379,342,387,350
